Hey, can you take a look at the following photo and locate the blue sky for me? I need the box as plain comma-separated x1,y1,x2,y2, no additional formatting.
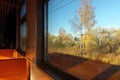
48,0,120,36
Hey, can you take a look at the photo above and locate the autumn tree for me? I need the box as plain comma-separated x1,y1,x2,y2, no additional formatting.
71,0,96,55
79,0,96,32
55,27,66,48
58,27,74,48
71,0,96,34
115,29,120,53
48,33,55,48
59,27,66,38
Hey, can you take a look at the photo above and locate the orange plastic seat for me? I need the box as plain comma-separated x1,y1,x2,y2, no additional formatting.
0,49,15,59
0,58,29,80
0,49,23,59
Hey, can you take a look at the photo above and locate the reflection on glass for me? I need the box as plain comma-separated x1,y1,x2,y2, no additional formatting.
48,0,120,79
20,0,26,18
20,22,26,51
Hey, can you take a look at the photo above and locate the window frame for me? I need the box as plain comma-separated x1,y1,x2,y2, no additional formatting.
36,0,80,79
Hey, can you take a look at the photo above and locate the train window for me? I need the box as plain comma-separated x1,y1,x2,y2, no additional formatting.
20,0,26,18
19,0,26,52
20,22,26,51
47,0,120,79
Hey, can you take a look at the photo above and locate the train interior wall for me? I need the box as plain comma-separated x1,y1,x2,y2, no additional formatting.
0,10,16,49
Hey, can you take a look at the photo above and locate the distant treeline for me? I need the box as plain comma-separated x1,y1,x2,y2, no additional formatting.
48,27,120,54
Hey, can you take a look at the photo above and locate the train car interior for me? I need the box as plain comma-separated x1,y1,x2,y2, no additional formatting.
0,0,120,80
0,0,53,80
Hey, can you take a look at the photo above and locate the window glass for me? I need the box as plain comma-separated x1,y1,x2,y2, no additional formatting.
20,22,26,51
48,0,120,79
44,2,48,60
20,1,26,18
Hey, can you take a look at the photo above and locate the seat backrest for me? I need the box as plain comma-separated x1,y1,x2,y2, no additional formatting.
0,49,14,58
0,58,29,80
